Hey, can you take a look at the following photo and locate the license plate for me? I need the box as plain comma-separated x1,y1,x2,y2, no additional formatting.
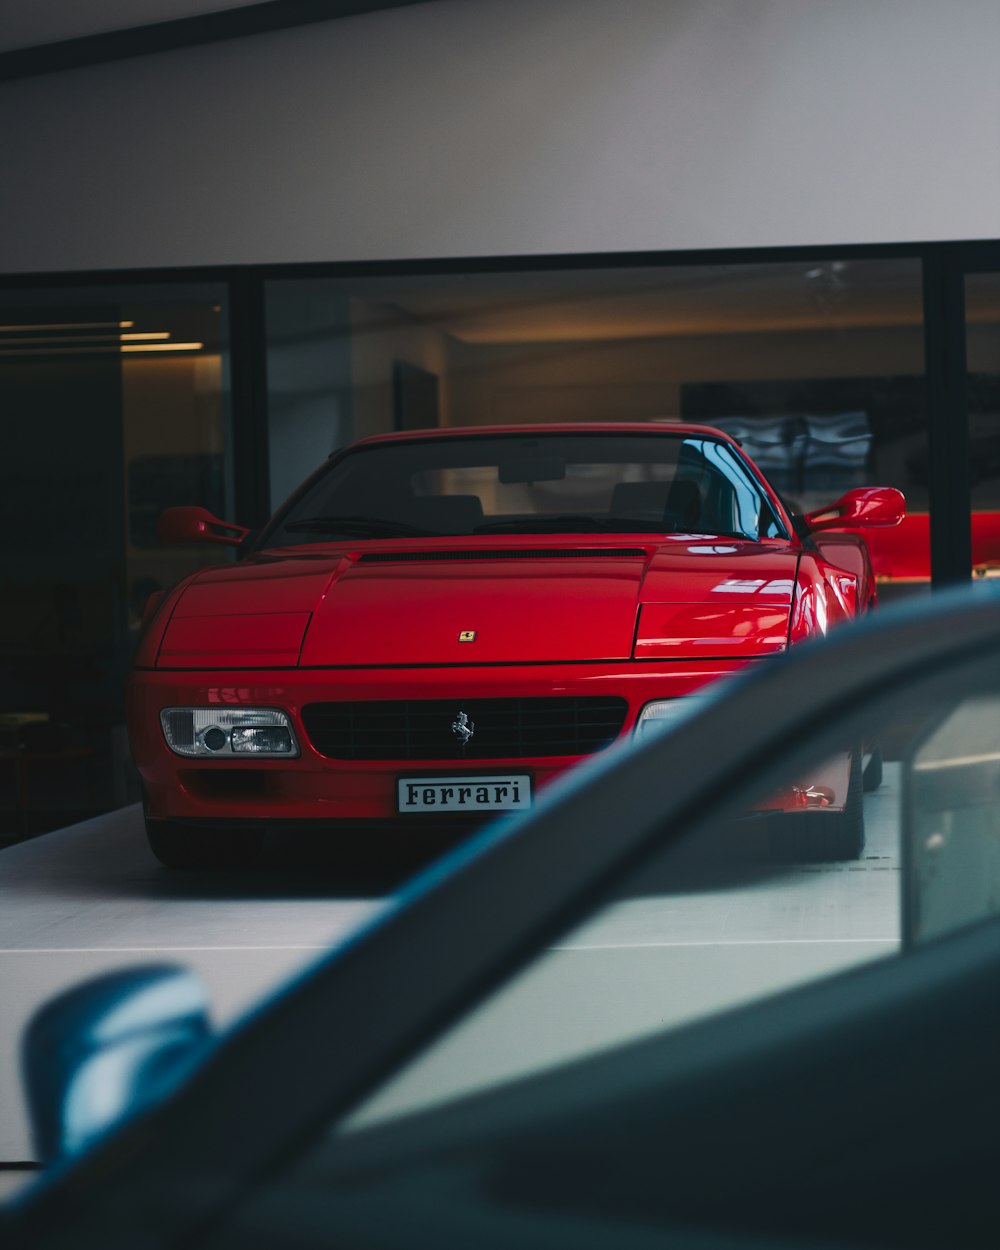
397,774,533,813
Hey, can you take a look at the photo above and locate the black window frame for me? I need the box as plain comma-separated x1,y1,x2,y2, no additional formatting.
3,237,1000,585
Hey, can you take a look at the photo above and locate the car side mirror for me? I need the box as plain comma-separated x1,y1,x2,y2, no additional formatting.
804,487,905,533
158,506,250,547
22,966,212,1163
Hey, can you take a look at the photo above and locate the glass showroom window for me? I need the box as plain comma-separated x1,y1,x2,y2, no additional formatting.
0,284,233,841
965,272,1000,580
264,259,927,599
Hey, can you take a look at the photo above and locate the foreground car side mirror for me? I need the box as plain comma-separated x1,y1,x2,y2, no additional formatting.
22,966,212,1163
804,486,905,533
158,506,250,547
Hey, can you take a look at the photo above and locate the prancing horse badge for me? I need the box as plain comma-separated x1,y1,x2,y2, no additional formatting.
451,711,475,745
458,630,477,642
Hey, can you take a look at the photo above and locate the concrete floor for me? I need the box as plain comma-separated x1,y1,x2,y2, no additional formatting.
0,769,902,1182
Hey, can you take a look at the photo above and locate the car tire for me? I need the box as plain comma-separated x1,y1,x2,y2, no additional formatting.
145,819,264,870
862,744,883,792
768,749,865,862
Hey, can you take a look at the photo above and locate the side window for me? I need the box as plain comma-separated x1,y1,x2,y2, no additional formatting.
761,502,782,537
904,694,1000,946
343,657,999,1135
347,730,901,1130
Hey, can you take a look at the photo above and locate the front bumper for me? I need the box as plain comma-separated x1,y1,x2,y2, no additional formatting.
129,660,747,826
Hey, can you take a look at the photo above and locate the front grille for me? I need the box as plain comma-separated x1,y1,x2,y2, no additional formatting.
300,696,629,761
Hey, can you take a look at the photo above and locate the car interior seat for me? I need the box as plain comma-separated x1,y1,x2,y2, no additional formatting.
609,481,670,520
610,480,703,530
665,478,703,529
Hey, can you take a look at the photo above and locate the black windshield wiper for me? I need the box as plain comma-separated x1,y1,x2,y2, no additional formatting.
474,515,623,534
283,516,437,538
474,515,751,538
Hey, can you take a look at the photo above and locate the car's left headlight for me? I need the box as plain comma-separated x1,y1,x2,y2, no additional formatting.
160,708,300,758
634,698,705,740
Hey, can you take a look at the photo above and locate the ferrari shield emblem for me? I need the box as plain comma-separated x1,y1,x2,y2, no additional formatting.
458,630,477,642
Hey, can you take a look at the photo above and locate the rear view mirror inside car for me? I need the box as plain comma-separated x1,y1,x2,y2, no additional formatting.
497,455,567,484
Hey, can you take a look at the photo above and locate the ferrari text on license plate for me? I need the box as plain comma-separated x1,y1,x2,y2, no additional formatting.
397,775,532,813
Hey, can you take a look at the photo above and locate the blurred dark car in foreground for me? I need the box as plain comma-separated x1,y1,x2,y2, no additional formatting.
6,587,1000,1249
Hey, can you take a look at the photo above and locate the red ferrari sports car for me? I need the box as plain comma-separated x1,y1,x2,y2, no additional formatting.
128,423,904,868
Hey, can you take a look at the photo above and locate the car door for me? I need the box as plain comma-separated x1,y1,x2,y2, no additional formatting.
7,586,1000,1249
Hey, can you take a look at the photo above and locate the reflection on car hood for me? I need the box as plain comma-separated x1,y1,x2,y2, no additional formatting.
154,540,798,668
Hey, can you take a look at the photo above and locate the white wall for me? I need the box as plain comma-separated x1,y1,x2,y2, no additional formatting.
1,0,999,273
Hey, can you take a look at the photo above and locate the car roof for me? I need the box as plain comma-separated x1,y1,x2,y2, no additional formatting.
348,421,739,448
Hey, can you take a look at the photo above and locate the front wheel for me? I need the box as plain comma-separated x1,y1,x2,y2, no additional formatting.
768,750,865,862
145,819,264,870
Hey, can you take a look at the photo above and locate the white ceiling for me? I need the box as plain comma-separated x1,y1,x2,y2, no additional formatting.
0,1,262,55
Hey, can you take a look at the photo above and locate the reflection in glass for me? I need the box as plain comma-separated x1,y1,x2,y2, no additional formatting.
905,693,1000,946
341,662,1000,1135
0,286,231,842
264,261,927,601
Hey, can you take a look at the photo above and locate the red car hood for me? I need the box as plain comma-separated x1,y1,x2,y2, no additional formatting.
155,541,797,668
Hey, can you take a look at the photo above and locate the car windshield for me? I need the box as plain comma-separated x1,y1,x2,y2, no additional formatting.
258,431,786,548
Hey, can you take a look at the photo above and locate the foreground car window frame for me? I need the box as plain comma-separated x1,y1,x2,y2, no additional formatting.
8,587,1000,1250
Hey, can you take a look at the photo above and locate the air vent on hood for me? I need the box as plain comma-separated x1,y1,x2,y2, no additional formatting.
357,548,648,564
